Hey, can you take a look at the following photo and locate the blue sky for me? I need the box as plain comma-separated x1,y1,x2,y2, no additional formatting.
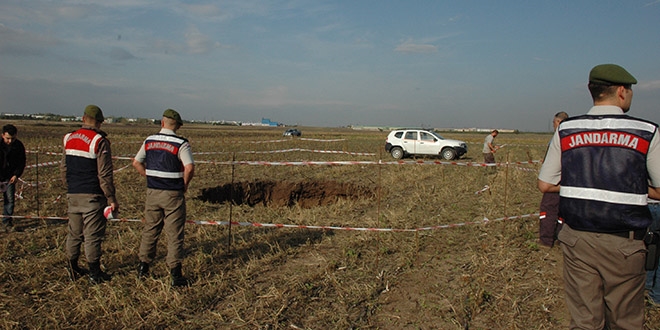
1,1,660,132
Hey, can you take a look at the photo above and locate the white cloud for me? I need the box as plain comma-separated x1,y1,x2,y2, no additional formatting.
106,47,138,61
638,80,660,91
0,23,59,56
56,6,90,20
181,3,231,21
394,39,438,54
185,26,221,54
228,85,352,108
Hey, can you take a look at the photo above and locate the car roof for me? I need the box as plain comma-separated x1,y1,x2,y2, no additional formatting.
390,128,436,132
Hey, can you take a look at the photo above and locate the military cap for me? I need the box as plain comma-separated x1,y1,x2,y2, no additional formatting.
589,64,637,85
84,104,104,122
163,108,183,125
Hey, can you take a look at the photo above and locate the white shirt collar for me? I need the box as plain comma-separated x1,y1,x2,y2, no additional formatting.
159,128,176,135
586,105,625,115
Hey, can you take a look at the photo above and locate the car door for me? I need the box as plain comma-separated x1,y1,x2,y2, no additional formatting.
415,131,439,155
402,131,418,153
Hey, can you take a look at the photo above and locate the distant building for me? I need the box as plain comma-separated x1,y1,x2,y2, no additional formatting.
241,118,280,127
261,118,278,126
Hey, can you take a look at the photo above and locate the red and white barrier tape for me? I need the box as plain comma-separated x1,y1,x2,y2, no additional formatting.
475,185,490,195
25,161,60,169
193,159,541,167
4,212,540,232
193,148,376,156
29,138,345,153
224,138,346,144
23,157,541,169
466,141,547,147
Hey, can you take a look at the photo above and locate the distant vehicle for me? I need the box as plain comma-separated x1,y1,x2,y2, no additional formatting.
283,128,302,137
384,128,468,160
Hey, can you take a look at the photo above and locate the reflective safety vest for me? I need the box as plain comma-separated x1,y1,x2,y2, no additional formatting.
64,128,105,194
144,133,187,191
558,114,657,232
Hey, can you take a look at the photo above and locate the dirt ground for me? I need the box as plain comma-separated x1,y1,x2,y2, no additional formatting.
200,180,376,208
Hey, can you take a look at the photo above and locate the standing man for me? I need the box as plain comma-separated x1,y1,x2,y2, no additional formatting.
61,105,118,284
538,111,568,247
538,64,660,328
132,109,194,287
482,129,499,164
1,124,26,232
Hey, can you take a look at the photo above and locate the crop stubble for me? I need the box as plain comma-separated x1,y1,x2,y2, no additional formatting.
1,122,659,329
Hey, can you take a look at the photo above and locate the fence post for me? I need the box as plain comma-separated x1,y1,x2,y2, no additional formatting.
375,149,382,271
227,152,235,256
504,151,509,217
36,151,40,217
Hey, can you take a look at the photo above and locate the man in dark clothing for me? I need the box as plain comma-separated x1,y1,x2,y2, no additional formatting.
1,124,26,231
538,111,568,247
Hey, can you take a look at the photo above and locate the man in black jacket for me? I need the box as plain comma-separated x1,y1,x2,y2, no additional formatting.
1,124,26,232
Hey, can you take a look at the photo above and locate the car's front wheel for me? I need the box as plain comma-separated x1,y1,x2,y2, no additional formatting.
391,147,404,159
441,148,456,160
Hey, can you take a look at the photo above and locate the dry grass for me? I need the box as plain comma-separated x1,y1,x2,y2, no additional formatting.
1,122,660,329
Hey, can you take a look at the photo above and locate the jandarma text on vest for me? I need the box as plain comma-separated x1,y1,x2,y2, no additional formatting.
67,132,92,145
145,141,179,154
561,131,649,153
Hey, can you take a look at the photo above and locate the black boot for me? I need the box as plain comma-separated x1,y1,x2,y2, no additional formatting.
67,259,89,281
170,265,189,287
88,262,111,284
137,262,150,279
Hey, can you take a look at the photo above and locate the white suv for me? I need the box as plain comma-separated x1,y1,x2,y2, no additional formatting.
384,129,468,160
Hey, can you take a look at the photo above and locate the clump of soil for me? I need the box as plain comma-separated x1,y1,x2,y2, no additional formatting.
199,180,375,208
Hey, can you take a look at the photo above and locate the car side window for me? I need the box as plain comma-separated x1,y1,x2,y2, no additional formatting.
394,132,403,138
420,132,434,141
404,131,417,140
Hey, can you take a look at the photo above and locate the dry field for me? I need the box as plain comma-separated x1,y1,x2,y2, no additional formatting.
1,121,660,329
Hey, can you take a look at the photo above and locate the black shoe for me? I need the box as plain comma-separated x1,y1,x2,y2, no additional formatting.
170,265,189,287
67,260,89,281
138,262,150,279
88,262,111,284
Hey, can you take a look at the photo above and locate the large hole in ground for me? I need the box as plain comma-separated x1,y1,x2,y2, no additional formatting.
199,180,376,208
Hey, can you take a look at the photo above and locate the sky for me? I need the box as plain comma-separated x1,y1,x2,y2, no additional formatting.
1,1,660,132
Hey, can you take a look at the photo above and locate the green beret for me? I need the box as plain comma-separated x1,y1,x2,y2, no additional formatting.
589,64,637,85
84,104,104,122
163,108,183,125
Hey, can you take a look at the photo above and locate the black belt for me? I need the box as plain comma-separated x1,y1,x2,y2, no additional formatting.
608,229,647,240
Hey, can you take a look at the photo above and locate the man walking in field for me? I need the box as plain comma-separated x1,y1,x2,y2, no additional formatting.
538,64,660,328
132,109,195,287
482,129,499,164
61,105,118,284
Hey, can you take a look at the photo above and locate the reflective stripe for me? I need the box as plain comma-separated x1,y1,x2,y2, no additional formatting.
147,134,186,144
145,169,184,179
560,186,647,206
65,149,97,159
561,118,657,133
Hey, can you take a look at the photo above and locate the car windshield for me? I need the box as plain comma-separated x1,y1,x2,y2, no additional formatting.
428,131,444,140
